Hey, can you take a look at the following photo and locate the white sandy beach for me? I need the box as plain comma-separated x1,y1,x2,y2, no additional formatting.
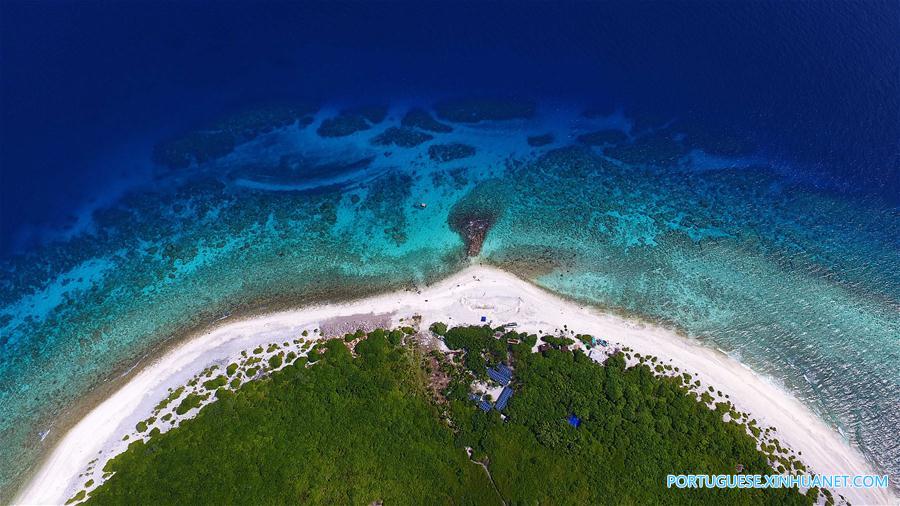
14,266,895,505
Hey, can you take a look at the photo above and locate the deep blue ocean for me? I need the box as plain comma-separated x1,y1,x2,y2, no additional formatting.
1,1,898,498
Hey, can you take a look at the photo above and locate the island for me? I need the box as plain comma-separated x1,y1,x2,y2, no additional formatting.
15,267,889,505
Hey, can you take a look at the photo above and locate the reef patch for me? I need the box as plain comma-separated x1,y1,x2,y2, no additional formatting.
401,108,453,133
153,103,318,170
527,133,554,147
371,127,434,148
447,179,507,256
434,98,536,123
577,129,628,146
428,143,476,163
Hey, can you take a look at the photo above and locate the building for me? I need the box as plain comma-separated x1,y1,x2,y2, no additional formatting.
487,363,513,385
495,385,514,411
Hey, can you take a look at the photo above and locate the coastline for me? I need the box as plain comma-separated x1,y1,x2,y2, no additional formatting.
4,269,440,504
14,265,896,505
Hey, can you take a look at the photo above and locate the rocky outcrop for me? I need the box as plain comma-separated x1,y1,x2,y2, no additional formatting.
448,212,496,257
447,179,506,256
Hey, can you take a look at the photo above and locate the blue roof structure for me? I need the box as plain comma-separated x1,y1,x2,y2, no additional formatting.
477,399,492,412
480,316,487,322
567,414,582,428
487,365,511,385
495,386,514,411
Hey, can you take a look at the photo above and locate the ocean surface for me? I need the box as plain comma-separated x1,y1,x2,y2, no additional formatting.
1,1,898,498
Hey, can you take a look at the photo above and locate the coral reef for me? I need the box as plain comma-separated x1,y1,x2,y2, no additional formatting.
316,113,371,138
401,108,453,133
577,129,628,146
434,98,536,123
371,127,434,148
153,103,318,169
526,134,554,147
605,132,688,166
428,143,476,163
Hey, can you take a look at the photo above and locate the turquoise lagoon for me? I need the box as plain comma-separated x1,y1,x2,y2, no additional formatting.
1,100,898,497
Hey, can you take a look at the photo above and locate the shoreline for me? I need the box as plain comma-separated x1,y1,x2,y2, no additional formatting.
14,265,896,505
5,270,439,504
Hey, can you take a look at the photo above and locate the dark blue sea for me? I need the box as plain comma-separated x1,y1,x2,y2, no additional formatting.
1,1,898,498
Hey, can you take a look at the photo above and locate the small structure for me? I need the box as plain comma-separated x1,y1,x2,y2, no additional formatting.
567,414,582,428
495,386,514,411
487,363,513,386
477,399,492,412
538,343,552,353
480,316,487,322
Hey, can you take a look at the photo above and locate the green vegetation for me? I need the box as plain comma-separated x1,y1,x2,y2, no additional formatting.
201,375,227,391
65,490,86,504
174,393,208,416
441,325,506,375
153,386,184,412
268,353,283,369
84,325,815,505
429,321,448,336
541,335,575,347
87,334,498,505
453,346,810,504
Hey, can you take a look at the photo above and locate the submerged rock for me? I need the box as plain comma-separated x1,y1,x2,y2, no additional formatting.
448,213,496,257
401,108,453,133
346,105,389,124
577,129,628,146
447,179,506,256
316,113,371,138
153,103,318,169
527,133,554,147
581,102,617,118
428,143,476,163
434,98,536,123
153,131,236,170
371,127,433,148
317,105,389,138
605,132,688,166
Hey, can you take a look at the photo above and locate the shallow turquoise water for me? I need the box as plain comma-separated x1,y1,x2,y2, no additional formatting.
1,101,898,495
